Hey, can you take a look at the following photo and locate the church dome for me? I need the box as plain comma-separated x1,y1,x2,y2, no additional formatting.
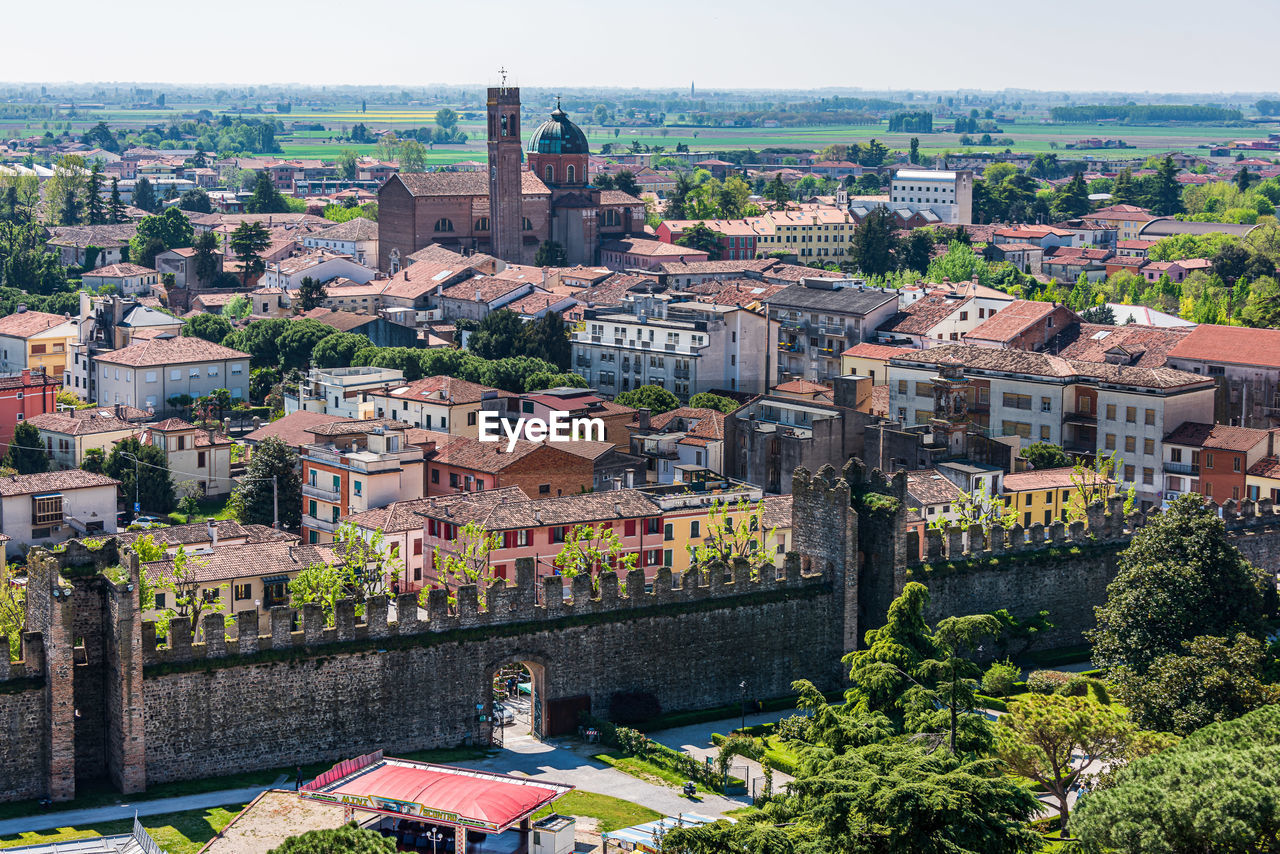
527,102,589,155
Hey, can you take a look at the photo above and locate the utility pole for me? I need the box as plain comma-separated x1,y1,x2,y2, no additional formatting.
272,474,278,529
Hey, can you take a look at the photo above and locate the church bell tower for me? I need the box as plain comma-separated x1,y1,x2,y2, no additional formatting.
487,76,524,263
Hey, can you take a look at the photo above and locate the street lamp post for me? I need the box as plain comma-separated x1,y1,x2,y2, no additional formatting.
739,680,747,732
423,827,443,854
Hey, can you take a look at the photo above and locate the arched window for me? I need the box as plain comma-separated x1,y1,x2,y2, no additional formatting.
522,217,533,231
566,164,576,184
544,164,554,184
434,218,454,233
602,209,620,227
500,114,508,137
474,217,490,232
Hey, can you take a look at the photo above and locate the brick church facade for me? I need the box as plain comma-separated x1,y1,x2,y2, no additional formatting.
378,87,645,270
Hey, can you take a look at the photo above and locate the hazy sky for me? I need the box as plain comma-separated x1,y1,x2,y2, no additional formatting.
6,0,1278,95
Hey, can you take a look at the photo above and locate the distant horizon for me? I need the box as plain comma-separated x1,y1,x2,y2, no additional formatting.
2,82,1279,101
5,0,1279,95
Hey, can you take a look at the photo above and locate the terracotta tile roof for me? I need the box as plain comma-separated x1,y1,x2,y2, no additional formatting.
306,417,411,437
393,171,549,198
648,407,727,439
772,379,832,395
1051,323,1189,369
684,278,786,307
906,469,963,506
243,411,347,448
761,494,792,530
657,259,778,276
116,520,291,548
597,190,644,205
315,217,377,241
879,294,972,336
576,273,658,306
346,487,528,533
26,412,137,436
0,371,61,390
1163,422,1272,452
0,310,72,338
83,263,156,277
92,334,249,368
0,469,120,497
381,252,491,300
964,300,1060,343
144,541,338,586
504,289,580,316
601,237,706,258
842,342,913,360
299,307,378,332
373,376,506,406
1247,457,1280,479
46,224,136,248
430,434,547,472
424,488,661,530
889,343,1210,390
759,264,847,284
1168,324,1280,369
441,275,529,304
1003,466,1111,492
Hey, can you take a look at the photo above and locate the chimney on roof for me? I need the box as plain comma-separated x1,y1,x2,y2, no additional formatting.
207,519,217,549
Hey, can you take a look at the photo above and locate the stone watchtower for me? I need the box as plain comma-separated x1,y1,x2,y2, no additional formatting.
487,82,525,263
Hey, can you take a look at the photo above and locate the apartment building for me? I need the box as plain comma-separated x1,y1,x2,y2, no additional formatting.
424,434,597,500
572,298,769,400
1080,205,1156,243
284,366,406,420
1164,325,1280,429
752,208,855,259
1001,467,1115,530
364,375,515,437
628,407,727,484
886,344,1214,508
0,470,120,556
0,309,77,380
0,368,62,455
138,418,236,498
418,489,665,586
26,410,139,470
765,282,898,384
143,541,338,634
91,333,250,414
1160,422,1275,507
345,487,529,592
876,292,1011,349
964,300,1079,352
888,169,974,224
300,419,426,545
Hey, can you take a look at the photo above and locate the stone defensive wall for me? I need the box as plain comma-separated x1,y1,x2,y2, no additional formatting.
4,464,1280,803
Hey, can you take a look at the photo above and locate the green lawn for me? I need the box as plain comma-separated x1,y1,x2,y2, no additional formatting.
0,746,492,823
591,750,709,793
0,804,243,854
532,791,660,834
167,495,237,525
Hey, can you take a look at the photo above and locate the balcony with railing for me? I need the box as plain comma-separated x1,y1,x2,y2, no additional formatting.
302,482,341,502
779,317,806,329
302,514,338,533
818,324,846,337
1163,461,1199,475
778,341,801,353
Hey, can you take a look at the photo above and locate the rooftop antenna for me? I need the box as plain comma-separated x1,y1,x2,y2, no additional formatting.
499,67,508,87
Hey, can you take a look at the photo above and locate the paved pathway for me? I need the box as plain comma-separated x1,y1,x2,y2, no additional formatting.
0,711,791,836
646,709,797,796
0,777,286,836
455,730,750,819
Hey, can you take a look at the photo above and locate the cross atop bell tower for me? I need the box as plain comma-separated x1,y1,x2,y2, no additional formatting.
487,77,523,263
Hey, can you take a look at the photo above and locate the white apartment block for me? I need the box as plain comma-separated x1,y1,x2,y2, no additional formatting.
886,345,1214,509
91,334,250,415
889,169,974,225
572,298,768,400
284,366,406,419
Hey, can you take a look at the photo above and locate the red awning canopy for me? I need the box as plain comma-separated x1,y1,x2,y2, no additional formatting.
302,754,572,833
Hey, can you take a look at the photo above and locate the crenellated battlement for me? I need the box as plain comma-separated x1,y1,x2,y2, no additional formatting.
907,494,1280,568
140,552,828,668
